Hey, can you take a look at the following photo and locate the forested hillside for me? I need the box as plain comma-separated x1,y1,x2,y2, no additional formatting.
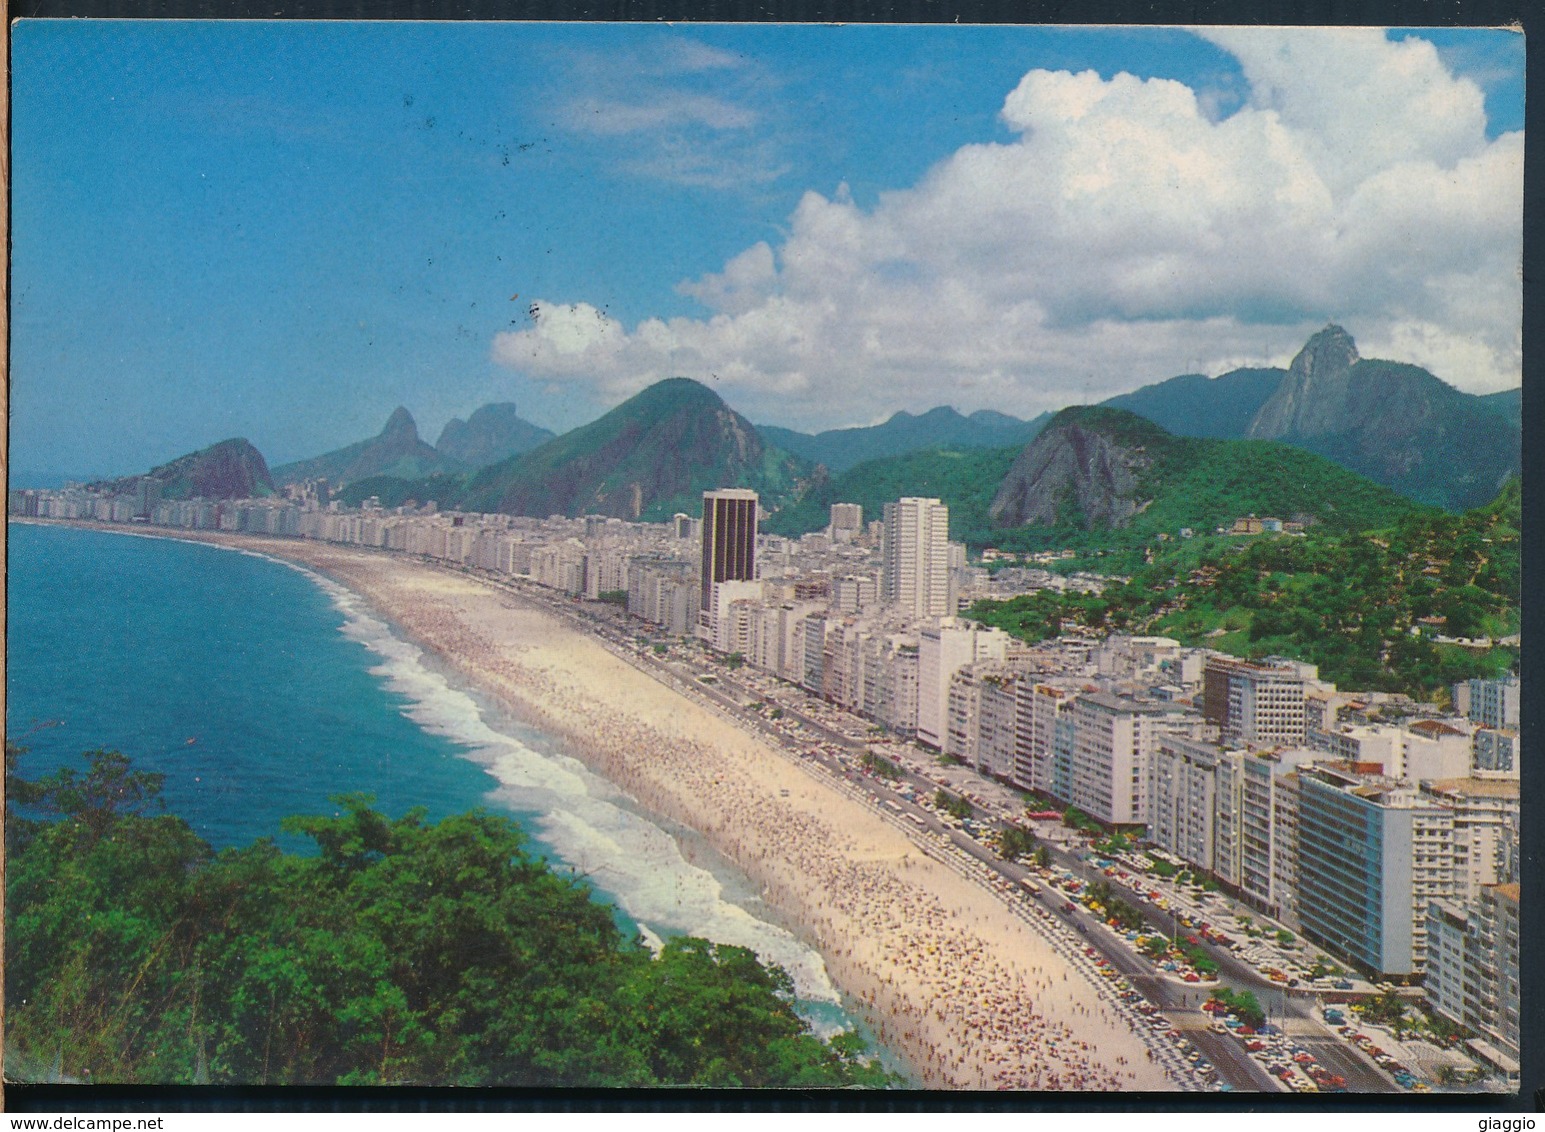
764,447,1018,541
5,749,895,1089
968,479,1519,697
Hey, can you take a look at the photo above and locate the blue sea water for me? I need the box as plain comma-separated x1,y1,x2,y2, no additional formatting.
6,522,887,1056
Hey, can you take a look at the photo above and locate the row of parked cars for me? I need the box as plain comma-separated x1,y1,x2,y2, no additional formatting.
1329,1013,1429,1091
1085,947,1221,1087
1091,850,1369,997
1207,1005,1347,1092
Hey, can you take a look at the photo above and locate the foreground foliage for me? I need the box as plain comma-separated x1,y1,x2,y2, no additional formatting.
5,748,895,1088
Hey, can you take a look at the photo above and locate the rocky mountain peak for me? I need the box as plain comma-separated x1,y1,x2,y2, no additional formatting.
988,407,1161,530
117,437,276,501
1291,324,1359,381
381,407,419,442
459,376,801,521
1247,325,1361,440
435,403,555,469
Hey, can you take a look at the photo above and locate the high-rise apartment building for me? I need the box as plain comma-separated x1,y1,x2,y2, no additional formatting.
916,618,1008,749
1419,778,1520,902
1070,693,1200,826
975,670,1020,781
1239,746,1320,921
699,489,758,643
860,632,920,737
1147,735,1230,874
1203,655,1317,746
1297,765,1457,978
1425,882,1520,1082
882,497,952,618
1465,676,1520,730
1014,682,1078,798
700,489,758,603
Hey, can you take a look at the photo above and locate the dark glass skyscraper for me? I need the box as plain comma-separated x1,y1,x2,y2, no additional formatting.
700,489,758,610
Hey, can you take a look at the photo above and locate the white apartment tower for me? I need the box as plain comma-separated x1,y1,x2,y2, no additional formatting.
1070,694,1200,826
1204,655,1317,747
917,618,1009,749
882,497,952,618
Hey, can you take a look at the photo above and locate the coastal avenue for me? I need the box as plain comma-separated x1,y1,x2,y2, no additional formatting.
465,564,1397,1094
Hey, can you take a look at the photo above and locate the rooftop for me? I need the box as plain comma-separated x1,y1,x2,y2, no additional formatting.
1408,718,1468,737
1424,778,1521,800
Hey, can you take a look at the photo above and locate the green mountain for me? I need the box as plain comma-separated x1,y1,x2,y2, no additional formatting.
763,404,1423,556
336,472,469,510
93,438,275,501
1478,387,1522,431
458,377,813,521
1094,328,1519,513
1242,326,1519,511
757,407,1049,473
434,402,555,468
271,408,464,487
762,446,1022,542
1101,368,1285,438
989,405,1427,544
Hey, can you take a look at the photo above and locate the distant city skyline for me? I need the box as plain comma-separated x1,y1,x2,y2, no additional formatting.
11,22,1524,482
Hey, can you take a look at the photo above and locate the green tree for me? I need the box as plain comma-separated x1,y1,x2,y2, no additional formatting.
6,750,899,1089
934,790,973,821
994,824,1037,862
1208,988,1265,1028
860,752,902,780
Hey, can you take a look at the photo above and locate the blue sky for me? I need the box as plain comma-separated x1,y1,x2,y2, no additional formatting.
10,22,1525,482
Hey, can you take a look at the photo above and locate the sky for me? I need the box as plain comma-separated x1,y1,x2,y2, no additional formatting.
9,21,1526,482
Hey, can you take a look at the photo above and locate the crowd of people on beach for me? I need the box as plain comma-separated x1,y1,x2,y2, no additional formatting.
280,548,1172,1092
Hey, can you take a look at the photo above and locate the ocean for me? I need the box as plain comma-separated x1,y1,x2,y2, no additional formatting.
5,522,883,1054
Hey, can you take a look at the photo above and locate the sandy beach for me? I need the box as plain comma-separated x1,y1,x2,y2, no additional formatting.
72,527,1178,1092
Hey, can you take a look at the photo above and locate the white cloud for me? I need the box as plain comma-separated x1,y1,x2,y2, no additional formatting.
496,28,1523,429
676,241,779,314
661,40,746,73
552,35,784,190
562,92,758,136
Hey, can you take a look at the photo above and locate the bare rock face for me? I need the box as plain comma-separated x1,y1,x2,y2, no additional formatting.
989,408,1155,529
95,438,276,501
1247,325,1360,440
1240,324,1519,510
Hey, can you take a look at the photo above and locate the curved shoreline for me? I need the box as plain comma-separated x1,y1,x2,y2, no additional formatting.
17,522,1176,1092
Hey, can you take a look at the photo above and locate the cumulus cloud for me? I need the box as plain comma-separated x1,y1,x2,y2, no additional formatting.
675,242,779,314
496,28,1522,429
